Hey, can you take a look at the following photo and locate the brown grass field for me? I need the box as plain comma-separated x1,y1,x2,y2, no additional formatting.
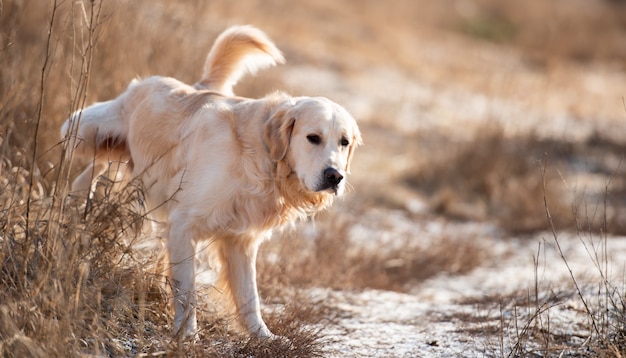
1,0,626,356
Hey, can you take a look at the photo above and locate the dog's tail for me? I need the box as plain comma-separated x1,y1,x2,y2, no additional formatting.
195,25,284,95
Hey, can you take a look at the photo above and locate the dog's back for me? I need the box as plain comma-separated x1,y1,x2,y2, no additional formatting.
61,26,283,194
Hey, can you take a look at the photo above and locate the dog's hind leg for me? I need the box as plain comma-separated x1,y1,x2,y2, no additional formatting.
167,225,198,338
70,160,108,196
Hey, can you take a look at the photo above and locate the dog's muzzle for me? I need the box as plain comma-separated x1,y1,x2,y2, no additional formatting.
317,167,344,193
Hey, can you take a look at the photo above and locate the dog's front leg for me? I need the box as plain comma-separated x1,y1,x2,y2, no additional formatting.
168,230,198,338
223,238,273,338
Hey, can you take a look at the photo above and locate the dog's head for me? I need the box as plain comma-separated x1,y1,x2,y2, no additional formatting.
264,97,361,196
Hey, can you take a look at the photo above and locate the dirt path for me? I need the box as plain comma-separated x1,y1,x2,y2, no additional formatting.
315,213,626,356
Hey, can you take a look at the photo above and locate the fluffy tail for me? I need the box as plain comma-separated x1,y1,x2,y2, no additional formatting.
195,25,285,95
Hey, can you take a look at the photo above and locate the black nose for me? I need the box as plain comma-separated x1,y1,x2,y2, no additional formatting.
323,167,344,187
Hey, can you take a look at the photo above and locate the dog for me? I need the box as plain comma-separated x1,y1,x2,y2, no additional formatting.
61,25,361,339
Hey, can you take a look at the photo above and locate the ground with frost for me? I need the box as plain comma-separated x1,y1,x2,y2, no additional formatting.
233,194,625,358
311,216,626,357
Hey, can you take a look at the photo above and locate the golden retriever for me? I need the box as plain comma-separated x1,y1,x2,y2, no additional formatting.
61,25,361,339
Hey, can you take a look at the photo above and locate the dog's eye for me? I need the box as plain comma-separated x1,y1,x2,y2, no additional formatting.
340,137,350,147
307,134,321,145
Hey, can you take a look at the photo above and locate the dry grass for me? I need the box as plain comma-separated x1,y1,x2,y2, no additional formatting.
258,210,486,294
406,124,571,234
404,123,626,236
446,166,626,357
454,0,626,66
2,0,626,356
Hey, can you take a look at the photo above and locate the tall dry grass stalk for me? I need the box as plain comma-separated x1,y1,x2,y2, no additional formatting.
1,2,148,356
499,158,626,357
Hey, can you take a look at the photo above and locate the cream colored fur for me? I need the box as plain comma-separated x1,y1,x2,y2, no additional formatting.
61,25,361,339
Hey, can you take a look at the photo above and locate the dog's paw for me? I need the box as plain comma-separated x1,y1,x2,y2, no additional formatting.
268,333,292,348
173,320,198,341
251,327,292,346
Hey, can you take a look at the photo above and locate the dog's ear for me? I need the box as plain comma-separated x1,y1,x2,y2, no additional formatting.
345,126,362,173
264,104,296,161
